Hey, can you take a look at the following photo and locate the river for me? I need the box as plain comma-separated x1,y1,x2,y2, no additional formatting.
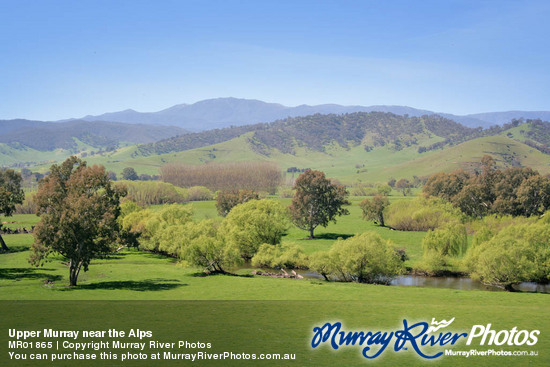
290,269,550,293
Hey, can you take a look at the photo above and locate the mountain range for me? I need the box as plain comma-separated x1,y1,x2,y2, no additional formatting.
1,98,549,178
72,97,550,131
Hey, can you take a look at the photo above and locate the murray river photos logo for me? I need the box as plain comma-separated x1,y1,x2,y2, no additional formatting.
311,318,540,359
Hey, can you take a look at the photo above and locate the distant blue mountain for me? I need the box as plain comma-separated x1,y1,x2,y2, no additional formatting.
71,97,549,131
465,111,550,126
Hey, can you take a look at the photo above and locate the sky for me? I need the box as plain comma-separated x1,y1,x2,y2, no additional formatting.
1,0,549,120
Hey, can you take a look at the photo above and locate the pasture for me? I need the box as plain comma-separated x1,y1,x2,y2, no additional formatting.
1,200,548,367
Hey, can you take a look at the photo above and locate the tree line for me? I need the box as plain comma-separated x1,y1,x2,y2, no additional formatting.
423,155,550,218
161,161,282,193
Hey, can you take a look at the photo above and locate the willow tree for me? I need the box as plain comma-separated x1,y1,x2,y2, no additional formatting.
221,199,289,260
30,157,125,286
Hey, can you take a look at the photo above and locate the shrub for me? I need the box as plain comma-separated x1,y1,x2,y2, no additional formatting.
308,251,334,281
251,243,308,269
469,214,535,236
119,203,241,272
385,197,463,231
471,226,494,248
417,250,448,274
278,188,295,198
320,233,404,284
119,200,143,218
422,223,468,257
417,223,468,274
187,186,214,201
15,192,37,214
464,216,550,290
116,180,188,205
349,184,378,197
121,204,194,253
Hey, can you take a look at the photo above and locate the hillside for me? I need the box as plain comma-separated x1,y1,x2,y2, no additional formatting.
0,120,187,167
6,112,550,183
78,130,549,184
0,120,187,150
381,135,550,180
0,143,85,167
137,112,475,156
77,115,550,183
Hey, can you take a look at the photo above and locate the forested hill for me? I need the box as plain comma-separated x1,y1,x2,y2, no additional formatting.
0,120,187,151
137,112,477,156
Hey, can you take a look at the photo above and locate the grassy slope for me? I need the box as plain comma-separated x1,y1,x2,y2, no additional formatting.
0,143,72,166
73,134,550,184
2,139,136,172
383,135,550,179
21,131,441,180
0,138,114,168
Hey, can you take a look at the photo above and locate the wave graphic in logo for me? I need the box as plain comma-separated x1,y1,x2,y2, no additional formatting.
427,317,455,333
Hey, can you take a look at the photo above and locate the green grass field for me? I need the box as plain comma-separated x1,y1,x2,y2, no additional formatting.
1,233,548,366
1,200,548,366
1,214,39,231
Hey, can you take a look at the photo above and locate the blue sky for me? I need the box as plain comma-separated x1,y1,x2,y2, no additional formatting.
1,0,549,120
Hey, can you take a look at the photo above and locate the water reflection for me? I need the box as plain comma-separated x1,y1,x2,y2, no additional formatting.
390,275,549,293
275,268,550,293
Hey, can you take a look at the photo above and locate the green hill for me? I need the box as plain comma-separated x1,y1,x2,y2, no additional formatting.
79,131,549,185
138,112,474,156
381,135,550,180
0,120,187,168
0,138,102,167
5,113,550,184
